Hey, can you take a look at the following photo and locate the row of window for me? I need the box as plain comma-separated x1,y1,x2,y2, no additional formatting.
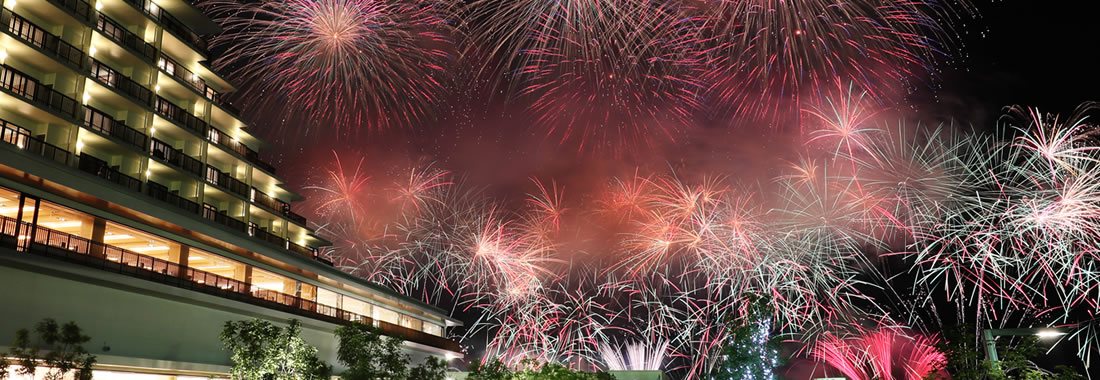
0,186,445,337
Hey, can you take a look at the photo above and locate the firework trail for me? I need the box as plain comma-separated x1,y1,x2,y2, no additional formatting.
301,103,1100,377
202,0,454,134
692,0,972,127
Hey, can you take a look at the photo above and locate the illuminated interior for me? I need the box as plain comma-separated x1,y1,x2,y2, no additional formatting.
186,250,246,281
104,222,179,263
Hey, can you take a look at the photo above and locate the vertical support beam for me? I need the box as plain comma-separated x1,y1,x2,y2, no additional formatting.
88,217,106,257
982,329,1001,374
174,245,190,279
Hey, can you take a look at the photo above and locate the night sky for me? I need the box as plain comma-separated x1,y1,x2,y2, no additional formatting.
210,0,1100,375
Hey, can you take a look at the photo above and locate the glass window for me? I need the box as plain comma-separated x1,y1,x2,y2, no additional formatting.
343,296,372,322
187,250,246,281
317,287,340,309
399,315,422,331
103,222,178,263
36,201,95,238
373,307,400,325
423,322,443,337
251,267,295,294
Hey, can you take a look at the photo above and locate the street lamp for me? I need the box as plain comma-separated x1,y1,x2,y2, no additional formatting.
982,327,1071,372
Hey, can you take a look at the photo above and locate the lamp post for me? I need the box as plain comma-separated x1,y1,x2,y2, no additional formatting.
982,327,1071,373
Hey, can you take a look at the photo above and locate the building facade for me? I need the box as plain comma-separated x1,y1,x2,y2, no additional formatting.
0,0,461,376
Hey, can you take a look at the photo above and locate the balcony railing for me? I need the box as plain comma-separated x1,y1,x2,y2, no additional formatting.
2,9,84,68
150,138,204,177
84,106,148,150
207,127,276,174
146,181,201,215
205,166,248,198
77,153,142,192
94,13,157,62
158,55,209,95
1,65,82,119
89,59,154,107
158,10,209,55
286,241,313,257
155,96,207,135
0,119,76,166
249,226,286,247
48,0,93,22
250,188,286,213
202,206,247,233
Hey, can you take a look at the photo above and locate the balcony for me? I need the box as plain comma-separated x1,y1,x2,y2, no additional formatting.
158,54,208,96
154,96,207,135
89,59,154,107
248,225,286,247
1,118,77,166
84,106,148,151
47,0,94,23
150,138,204,177
146,181,201,215
207,127,277,174
2,8,84,69
117,0,208,56
202,206,247,233
77,153,143,192
251,188,308,227
0,65,82,120
0,215,459,353
95,13,157,63
205,166,248,198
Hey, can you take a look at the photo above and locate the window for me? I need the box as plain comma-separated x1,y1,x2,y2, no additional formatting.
187,249,246,281
317,288,340,309
373,307,400,325
423,322,442,337
343,296,372,322
399,315,422,331
103,222,179,263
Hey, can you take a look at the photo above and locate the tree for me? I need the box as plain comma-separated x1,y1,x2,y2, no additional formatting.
709,299,780,380
4,318,96,380
409,357,447,380
935,325,1085,380
467,358,512,380
335,322,409,380
220,319,330,380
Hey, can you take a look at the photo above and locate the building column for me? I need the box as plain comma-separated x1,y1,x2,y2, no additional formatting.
173,245,189,278
88,217,106,258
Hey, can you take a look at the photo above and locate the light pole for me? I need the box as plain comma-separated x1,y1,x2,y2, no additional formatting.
982,327,1071,373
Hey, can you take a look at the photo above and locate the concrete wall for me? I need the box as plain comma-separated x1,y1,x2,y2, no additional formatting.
0,250,442,375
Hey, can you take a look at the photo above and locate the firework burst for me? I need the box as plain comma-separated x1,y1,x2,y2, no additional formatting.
203,0,454,134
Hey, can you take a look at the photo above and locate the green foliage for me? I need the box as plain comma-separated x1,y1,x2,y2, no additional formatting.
468,358,512,380
335,322,410,380
467,359,614,380
220,319,330,380
935,326,1085,380
709,298,780,380
4,318,95,380
409,357,448,380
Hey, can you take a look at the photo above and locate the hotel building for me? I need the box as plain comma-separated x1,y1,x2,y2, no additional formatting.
0,0,462,376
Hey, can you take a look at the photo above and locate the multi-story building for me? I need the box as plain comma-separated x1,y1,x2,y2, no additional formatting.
0,0,462,376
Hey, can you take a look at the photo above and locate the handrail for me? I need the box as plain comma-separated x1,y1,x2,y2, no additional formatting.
1,118,77,166
155,96,207,135
0,65,82,119
89,58,154,107
1,9,85,68
0,217,458,351
94,13,157,62
84,106,148,150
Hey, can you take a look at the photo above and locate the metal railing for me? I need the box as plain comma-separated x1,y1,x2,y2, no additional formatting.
48,0,93,22
0,118,76,166
202,207,247,233
0,65,81,119
249,226,286,247
155,96,207,135
150,138,204,177
205,166,248,198
146,181,201,215
89,59,154,107
158,54,208,95
77,153,142,192
84,106,148,150
207,127,276,174
0,215,459,352
95,13,157,62
2,9,84,68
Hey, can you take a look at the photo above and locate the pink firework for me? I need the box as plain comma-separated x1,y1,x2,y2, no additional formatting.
203,0,454,135
813,328,946,380
692,0,971,127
